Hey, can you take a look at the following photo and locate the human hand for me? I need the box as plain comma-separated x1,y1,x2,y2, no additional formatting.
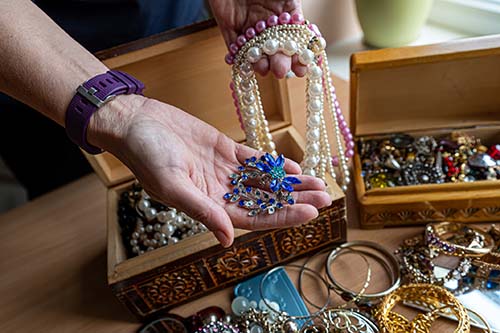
209,0,307,78
89,94,332,247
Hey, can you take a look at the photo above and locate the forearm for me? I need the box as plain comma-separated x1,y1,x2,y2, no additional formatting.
0,0,108,126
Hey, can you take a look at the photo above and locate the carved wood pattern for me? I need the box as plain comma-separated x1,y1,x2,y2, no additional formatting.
363,205,500,228
111,198,346,321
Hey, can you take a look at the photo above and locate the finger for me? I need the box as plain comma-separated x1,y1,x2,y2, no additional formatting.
228,203,319,230
293,190,332,209
253,57,270,76
235,143,302,174
291,55,307,77
270,53,292,79
290,175,327,191
166,177,234,247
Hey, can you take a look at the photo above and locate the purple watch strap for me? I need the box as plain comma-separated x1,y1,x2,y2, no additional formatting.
65,70,145,154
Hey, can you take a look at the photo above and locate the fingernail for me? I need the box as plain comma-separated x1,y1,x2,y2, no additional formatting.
214,230,232,248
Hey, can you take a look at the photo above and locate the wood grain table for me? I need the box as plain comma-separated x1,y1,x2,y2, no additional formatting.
0,77,484,332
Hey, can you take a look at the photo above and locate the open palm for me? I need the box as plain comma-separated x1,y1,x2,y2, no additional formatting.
106,96,331,247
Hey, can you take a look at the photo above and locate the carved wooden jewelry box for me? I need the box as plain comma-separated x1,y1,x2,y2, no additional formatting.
351,35,500,229
85,21,347,321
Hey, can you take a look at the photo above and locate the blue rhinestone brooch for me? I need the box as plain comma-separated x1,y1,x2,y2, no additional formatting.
224,153,302,216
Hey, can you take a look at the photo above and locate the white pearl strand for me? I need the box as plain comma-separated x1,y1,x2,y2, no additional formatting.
231,24,349,190
130,190,208,255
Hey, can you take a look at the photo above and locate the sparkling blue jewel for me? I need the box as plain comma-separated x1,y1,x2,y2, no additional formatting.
486,280,499,289
245,159,250,164
276,154,285,168
276,203,284,209
260,204,267,209
246,186,252,192
260,155,266,161
270,179,280,192
233,189,240,194
257,199,263,205
241,174,248,181
284,176,302,184
282,182,294,192
223,193,231,200
264,153,276,167
238,166,245,171
250,156,257,162
239,200,245,207
288,198,295,205
231,179,238,185
269,198,276,204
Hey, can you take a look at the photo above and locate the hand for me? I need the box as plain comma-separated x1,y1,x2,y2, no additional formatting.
89,94,332,247
209,0,307,78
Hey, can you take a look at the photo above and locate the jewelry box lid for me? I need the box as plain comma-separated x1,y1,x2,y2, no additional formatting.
350,34,500,138
86,20,293,187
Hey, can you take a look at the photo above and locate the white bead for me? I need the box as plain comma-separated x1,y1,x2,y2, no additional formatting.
307,114,321,128
240,63,253,76
240,80,253,92
160,239,168,246
267,142,276,151
303,168,316,177
318,37,327,51
132,231,140,239
244,106,256,116
309,83,322,96
307,128,321,141
308,99,322,112
154,232,162,240
246,118,258,128
145,224,153,233
130,239,138,246
161,224,175,237
308,65,323,79
157,211,168,223
139,250,145,255
143,239,150,247
144,207,157,220
137,226,145,234
282,40,298,56
132,246,140,253
147,246,155,252
307,143,320,155
169,237,179,244
298,49,315,65
247,47,262,63
304,155,320,168
263,39,279,55
137,199,150,212
175,215,185,227
243,93,256,105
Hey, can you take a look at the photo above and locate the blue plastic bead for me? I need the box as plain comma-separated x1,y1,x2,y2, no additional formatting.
276,203,284,209
233,189,240,194
288,198,295,205
238,166,245,171
223,193,231,200
257,199,263,205
250,156,257,162
269,198,276,204
260,204,267,209
231,179,238,185
239,200,245,207
486,280,499,289
246,186,252,193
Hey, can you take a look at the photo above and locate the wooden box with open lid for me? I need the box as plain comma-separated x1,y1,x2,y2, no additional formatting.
351,35,500,229
85,22,346,320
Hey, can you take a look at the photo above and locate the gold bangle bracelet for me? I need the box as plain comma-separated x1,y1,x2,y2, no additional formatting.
375,283,470,333
426,222,494,257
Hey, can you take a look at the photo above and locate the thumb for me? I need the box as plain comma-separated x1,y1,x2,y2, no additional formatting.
167,177,234,247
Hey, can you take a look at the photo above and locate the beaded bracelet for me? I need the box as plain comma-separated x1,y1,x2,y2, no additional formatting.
225,13,352,191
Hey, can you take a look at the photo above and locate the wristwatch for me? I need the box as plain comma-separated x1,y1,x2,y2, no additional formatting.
65,70,145,154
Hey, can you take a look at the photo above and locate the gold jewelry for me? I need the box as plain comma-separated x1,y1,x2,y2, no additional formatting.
375,283,470,333
426,222,495,257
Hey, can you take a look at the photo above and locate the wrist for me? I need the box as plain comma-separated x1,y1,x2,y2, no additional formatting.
87,94,147,153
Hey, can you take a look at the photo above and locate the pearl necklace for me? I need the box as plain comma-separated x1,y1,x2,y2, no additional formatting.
226,14,353,191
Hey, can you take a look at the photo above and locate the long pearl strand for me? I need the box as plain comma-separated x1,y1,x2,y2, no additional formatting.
227,14,353,191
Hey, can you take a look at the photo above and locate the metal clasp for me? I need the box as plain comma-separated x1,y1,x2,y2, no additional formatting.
77,85,115,108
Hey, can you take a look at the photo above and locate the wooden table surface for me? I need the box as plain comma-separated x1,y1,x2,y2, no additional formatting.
0,77,483,332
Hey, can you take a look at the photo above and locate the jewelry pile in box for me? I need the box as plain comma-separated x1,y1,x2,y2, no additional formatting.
118,182,207,257
359,132,500,189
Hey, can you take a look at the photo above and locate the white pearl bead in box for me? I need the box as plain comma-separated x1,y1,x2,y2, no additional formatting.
247,47,262,63
282,40,298,56
298,49,315,65
308,65,322,79
263,39,279,55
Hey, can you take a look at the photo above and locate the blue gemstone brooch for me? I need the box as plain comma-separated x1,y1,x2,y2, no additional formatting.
224,153,302,216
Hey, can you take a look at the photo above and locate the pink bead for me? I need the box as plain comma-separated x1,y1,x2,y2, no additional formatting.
309,23,322,36
225,53,234,65
346,149,354,158
232,92,237,100
267,15,279,27
233,99,239,107
279,12,291,24
245,27,256,40
236,35,247,47
291,13,304,24
331,156,340,167
255,20,267,33
346,133,353,141
229,82,235,91
340,120,348,129
229,43,239,55
338,113,345,122
347,140,355,149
